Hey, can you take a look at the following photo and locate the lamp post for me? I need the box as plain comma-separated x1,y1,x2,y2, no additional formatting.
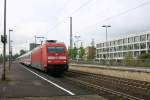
9,29,13,70
1,0,7,80
34,35,36,48
10,40,13,64
102,25,111,64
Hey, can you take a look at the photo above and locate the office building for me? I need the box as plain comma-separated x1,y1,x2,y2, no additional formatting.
96,32,150,60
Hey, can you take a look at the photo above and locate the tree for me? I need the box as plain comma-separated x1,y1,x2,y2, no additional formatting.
68,47,77,59
79,47,85,59
13,53,20,59
68,48,73,58
19,49,27,56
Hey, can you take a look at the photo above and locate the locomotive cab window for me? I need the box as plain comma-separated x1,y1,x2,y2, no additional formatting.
47,47,55,52
56,47,65,52
48,47,65,53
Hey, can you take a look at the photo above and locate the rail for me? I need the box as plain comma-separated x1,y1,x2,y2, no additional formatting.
65,70,150,100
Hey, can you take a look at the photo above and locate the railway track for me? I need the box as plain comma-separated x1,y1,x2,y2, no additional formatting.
65,70,150,100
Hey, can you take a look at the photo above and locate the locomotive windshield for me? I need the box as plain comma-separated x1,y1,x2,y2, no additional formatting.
48,47,65,53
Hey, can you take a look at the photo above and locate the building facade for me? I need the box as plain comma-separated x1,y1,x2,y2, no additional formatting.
96,32,150,60
85,47,96,60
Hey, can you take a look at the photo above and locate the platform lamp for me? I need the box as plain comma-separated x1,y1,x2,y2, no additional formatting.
102,25,111,64
9,29,13,70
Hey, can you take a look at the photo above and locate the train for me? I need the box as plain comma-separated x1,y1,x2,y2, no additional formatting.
18,40,68,75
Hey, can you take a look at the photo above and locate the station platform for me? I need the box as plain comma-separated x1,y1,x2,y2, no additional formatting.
70,63,150,82
0,95,104,100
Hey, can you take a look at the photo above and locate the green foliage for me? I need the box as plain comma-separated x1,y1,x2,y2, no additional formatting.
123,52,150,67
124,52,134,66
138,53,150,59
136,53,150,67
12,53,20,60
79,47,85,59
19,49,27,56
68,47,77,59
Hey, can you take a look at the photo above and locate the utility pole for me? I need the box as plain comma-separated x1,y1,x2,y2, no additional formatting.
10,40,13,63
102,25,111,64
1,0,7,80
9,29,13,70
70,17,73,58
34,35,36,48
74,35,80,62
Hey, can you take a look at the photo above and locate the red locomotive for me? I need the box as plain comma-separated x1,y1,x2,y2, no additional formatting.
18,40,68,75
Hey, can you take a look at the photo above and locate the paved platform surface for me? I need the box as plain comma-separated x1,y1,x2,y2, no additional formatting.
0,63,106,100
70,63,150,72
70,63,150,82
0,95,105,100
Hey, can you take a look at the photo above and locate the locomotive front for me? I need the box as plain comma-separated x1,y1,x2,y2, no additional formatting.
46,41,68,73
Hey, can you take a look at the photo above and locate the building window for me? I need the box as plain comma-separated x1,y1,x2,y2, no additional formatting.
103,54,106,59
99,54,102,58
115,40,118,45
116,46,119,51
148,42,150,48
141,51,146,54
134,36,139,42
97,54,100,58
118,39,123,45
123,38,128,44
123,45,128,50
96,44,99,48
123,52,127,57
101,43,104,47
134,44,139,49
108,42,111,47
148,34,150,40
110,53,113,58
99,49,101,53
113,47,116,51
134,51,139,57
140,35,146,41
110,41,114,46
98,44,100,48
128,44,133,50
114,53,117,57
103,48,106,52
128,37,133,43
96,50,99,53
140,43,146,49
109,47,113,52
118,46,123,51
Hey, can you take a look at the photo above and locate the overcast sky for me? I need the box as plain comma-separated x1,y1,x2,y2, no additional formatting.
0,0,150,54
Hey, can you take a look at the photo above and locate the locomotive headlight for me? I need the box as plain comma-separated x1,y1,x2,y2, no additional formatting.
48,61,52,63
58,56,66,59
48,56,55,59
